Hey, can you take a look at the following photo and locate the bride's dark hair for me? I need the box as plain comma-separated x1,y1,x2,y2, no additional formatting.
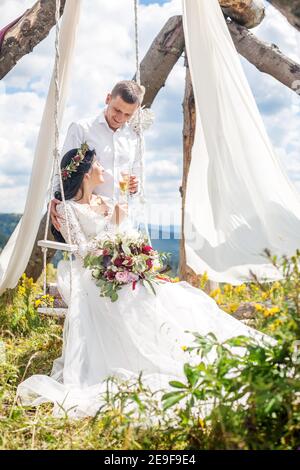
51,147,96,243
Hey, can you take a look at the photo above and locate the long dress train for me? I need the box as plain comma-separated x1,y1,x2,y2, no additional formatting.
16,198,273,421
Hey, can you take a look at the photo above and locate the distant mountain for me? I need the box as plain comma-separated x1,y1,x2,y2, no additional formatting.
0,214,21,249
0,214,181,275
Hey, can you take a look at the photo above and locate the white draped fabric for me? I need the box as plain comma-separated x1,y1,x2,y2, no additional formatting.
182,0,300,284
0,0,82,295
1,0,300,294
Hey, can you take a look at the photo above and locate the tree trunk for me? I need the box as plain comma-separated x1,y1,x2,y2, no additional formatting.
178,63,218,291
178,62,198,285
0,0,66,80
267,0,300,32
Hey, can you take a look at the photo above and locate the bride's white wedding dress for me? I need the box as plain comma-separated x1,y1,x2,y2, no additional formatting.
16,198,273,420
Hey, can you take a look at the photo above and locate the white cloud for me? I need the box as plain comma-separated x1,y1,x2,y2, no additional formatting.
0,0,184,220
147,159,181,179
0,0,300,223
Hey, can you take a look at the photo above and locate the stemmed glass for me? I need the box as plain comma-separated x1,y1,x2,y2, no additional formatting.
117,165,136,228
118,166,131,202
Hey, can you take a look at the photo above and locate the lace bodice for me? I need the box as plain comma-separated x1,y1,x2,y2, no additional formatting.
56,197,116,260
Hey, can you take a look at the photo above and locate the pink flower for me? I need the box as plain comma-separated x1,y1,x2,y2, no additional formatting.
103,248,111,256
115,271,130,283
128,272,139,282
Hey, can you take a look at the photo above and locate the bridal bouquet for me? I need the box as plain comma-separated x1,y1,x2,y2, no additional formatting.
83,230,170,302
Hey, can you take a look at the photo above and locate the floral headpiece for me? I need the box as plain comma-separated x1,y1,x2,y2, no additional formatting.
62,142,90,181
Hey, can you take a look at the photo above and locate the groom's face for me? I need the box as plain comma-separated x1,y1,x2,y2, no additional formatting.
105,94,139,130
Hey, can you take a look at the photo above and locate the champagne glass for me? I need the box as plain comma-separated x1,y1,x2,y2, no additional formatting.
118,166,130,201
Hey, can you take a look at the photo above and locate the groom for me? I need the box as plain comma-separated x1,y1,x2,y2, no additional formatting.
51,80,145,231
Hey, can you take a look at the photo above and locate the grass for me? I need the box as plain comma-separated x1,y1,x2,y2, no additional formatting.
0,250,300,449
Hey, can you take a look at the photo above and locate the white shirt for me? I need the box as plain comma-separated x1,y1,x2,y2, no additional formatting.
55,107,143,202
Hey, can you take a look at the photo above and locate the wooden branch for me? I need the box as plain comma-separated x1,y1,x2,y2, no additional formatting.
138,16,185,107
227,18,300,91
0,0,66,80
0,0,265,82
220,0,265,28
141,15,300,102
267,0,300,32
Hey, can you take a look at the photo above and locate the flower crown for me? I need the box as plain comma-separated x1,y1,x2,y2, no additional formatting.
62,142,90,181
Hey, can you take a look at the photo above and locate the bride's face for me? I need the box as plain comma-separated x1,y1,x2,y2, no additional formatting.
88,157,105,186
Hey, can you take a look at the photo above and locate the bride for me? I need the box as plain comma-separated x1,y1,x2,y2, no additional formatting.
16,145,273,420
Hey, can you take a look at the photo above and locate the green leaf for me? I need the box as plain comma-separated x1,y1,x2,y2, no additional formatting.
162,392,186,410
111,291,118,302
184,363,199,387
169,380,187,389
144,279,157,296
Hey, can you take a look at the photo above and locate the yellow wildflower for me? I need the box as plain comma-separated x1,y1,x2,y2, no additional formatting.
235,284,246,294
229,303,240,313
199,272,209,288
198,418,205,429
264,307,280,318
254,303,264,312
210,288,221,298
250,284,260,292
269,319,283,331
17,286,26,296
224,284,233,295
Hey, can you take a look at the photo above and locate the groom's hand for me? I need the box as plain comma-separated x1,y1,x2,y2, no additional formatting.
129,175,139,194
50,198,63,231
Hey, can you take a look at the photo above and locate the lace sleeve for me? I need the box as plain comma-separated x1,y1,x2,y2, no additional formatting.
56,202,98,260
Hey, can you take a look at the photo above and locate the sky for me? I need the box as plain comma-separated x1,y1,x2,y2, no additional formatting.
0,0,300,226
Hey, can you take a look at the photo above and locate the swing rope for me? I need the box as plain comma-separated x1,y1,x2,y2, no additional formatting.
40,0,73,298
133,0,146,206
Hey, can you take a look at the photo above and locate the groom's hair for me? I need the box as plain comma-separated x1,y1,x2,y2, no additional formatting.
111,80,145,105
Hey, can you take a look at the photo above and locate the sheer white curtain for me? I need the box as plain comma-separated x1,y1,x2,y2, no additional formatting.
0,0,82,295
182,0,300,284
